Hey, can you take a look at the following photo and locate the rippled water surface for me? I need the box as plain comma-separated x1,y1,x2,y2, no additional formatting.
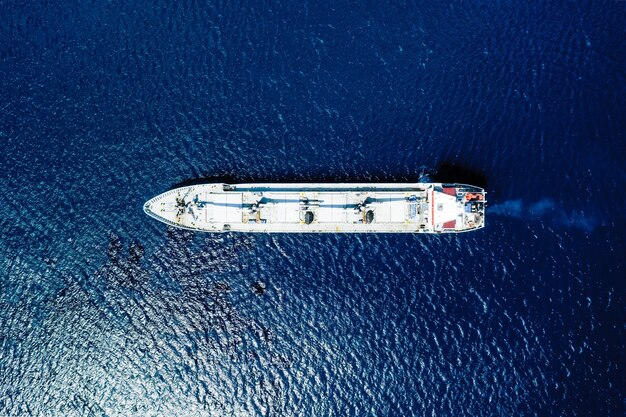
1,1,625,416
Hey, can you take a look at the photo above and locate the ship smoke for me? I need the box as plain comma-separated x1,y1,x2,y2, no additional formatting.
490,198,598,232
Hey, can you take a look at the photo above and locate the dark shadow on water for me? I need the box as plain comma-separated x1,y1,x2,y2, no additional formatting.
170,172,423,189
430,161,489,189
251,281,267,296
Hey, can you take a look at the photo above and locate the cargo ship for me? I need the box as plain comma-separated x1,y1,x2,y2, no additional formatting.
144,183,486,233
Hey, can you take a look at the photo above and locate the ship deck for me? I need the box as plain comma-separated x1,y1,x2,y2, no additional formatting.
144,183,486,233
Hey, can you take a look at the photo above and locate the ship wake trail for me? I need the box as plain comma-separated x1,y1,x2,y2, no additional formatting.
490,198,599,232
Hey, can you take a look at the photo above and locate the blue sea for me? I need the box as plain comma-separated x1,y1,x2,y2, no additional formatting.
1,1,624,416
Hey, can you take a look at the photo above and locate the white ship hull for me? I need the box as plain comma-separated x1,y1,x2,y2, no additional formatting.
144,183,486,233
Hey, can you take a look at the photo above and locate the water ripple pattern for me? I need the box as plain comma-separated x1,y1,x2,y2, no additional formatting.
1,1,624,416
